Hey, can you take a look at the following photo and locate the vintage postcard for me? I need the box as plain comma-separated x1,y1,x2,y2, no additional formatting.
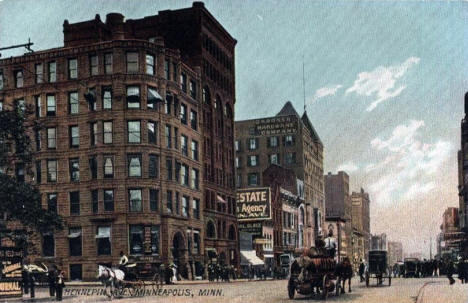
0,0,466,302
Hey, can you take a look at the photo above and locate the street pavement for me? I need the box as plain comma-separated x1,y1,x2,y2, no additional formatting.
5,276,461,303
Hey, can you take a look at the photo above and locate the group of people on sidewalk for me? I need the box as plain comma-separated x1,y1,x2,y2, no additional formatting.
21,264,65,301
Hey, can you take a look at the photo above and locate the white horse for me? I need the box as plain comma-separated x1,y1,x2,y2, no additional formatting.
97,265,125,299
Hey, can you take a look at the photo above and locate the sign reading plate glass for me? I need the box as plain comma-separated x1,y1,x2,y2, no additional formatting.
236,187,271,221
0,247,23,298
254,115,298,136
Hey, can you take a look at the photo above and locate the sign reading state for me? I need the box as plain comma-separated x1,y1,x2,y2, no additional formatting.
236,188,271,221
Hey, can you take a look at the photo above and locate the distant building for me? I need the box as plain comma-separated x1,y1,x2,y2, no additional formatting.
235,102,325,247
371,233,387,251
439,207,461,259
388,241,403,265
324,171,352,261
351,188,371,267
458,92,468,257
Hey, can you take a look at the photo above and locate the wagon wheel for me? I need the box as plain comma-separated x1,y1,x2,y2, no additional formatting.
365,273,370,287
322,275,329,300
388,276,391,286
287,278,295,299
335,278,341,296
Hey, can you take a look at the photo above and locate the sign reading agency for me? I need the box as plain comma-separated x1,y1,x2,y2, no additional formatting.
236,188,271,221
0,247,22,298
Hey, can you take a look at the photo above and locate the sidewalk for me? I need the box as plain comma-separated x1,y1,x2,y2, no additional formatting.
416,281,468,303
61,278,267,287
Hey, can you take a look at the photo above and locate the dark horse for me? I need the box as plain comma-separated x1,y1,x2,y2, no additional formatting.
335,257,353,293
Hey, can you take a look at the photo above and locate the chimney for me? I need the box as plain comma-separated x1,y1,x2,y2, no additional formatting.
106,13,125,40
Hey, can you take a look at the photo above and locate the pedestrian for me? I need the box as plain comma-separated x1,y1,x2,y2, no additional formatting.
447,260,455,285
48,265,57,297
21,265,29,295
359,259,365,282
29,270,35,298
55,270,65,301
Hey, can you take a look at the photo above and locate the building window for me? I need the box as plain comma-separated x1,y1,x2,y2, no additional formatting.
69,91,79,114
35,63,43,84
68,227,82,256
103,121,113,144
91,189,98,213
69,125,79,147
151,226,160,255
69,191,80,215
190,110,198,130
148,121,157,144
68,58,78,79
129,189,142,212
166,190,173,213
86,87,97,111
146,54,155,75
147,86,161,109
46,94,56,116
48,61,56,82
69,264,82,281
43,231,54,257
174,128,179,149
166,157,173,180
96,226,111,255
126,86,140,108
69,158,80,182
191,140,199,161
284,135,295,146
126,52,139,73
173,62,178,81
248,155,259,167
104,189,114,211
193,231,200,254
35,130,41,151
47,160,57,182
182,196,189,217
285,152,296,164
14,70,24,88
102,87,112,109
181,135,188,156
236,174,242,188
180,73,187,92
269,153,280,165
128,121,141,143
181,164,189,186
90,122,98,146
193,199,200,219
165,125,171,148
35,96,42,118
235,140,241,152
47,127,56,149
191,168,199,190
129,225,144,254
149,154,158,178
90,55,98,75
207,221,216,238
164,94,172,115
104,53,113,74
47,193,57,213
180,103,187,124
189,80,197,99
128,154,142,177
249,138,258,150
150,189,159,212
15,163,24,182
104,156,114,178
35,161,41,184
0,70,3,90
89,156,97,179
248,173,259,186
164,59,170,79
235,157,240,168
268,136,279,147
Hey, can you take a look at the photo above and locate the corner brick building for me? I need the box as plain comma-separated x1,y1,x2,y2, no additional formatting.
235,102,325,248
0,2,238,280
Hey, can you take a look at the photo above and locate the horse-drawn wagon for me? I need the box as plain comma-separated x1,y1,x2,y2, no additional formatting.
403,258,418,278
365,250,391,286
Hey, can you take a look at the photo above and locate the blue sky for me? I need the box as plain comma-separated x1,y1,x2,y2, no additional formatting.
1,0,467,256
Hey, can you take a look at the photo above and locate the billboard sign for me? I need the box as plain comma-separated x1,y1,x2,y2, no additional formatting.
238,222,263,235
254,115,298,136
0,247,23,298
236,187,271,221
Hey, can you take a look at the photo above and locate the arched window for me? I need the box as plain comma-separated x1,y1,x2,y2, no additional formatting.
202,86,211,104
207,221,216,238
225,103,233,118
228,225,236,240
215,95,222,113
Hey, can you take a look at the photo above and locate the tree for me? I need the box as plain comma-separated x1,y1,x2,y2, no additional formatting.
0,102,63,253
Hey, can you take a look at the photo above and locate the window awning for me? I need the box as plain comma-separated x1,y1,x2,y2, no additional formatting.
240,250,264,266
148,88,163,102
68,231,82,238
217,195,227,203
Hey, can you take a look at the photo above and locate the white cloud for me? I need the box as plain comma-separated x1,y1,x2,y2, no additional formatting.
346,57,420,111
366,120,452,205
310,84,342,103
336,162,359,173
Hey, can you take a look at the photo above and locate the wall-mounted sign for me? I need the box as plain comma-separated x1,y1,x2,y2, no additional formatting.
237,188,271,221
239,222,263,235
0,247,22,298
254,115,298,136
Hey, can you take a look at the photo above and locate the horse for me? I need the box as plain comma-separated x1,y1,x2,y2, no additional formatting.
97,265,125,299
335,257,353,293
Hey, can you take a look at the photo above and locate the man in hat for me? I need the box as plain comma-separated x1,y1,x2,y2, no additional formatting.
324,229,338,260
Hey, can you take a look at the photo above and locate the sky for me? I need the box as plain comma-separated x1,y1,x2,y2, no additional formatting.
1,0,467,257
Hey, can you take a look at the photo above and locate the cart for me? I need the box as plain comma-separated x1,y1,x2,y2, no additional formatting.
403,258,418,278
365,250,391,287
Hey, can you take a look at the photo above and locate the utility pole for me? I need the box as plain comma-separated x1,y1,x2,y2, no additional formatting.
430,236,433,259
0,38,34,57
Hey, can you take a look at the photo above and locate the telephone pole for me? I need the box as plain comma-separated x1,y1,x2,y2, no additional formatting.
0,38,34,57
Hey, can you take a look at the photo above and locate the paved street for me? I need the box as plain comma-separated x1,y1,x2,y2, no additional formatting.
7,277,457,303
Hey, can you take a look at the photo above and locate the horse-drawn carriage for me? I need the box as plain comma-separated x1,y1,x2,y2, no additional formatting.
365,250,391,286
287,248,353,300
403,258,418,278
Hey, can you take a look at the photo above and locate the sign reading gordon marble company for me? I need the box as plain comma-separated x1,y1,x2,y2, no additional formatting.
236,188,271,221
254,115,298,136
